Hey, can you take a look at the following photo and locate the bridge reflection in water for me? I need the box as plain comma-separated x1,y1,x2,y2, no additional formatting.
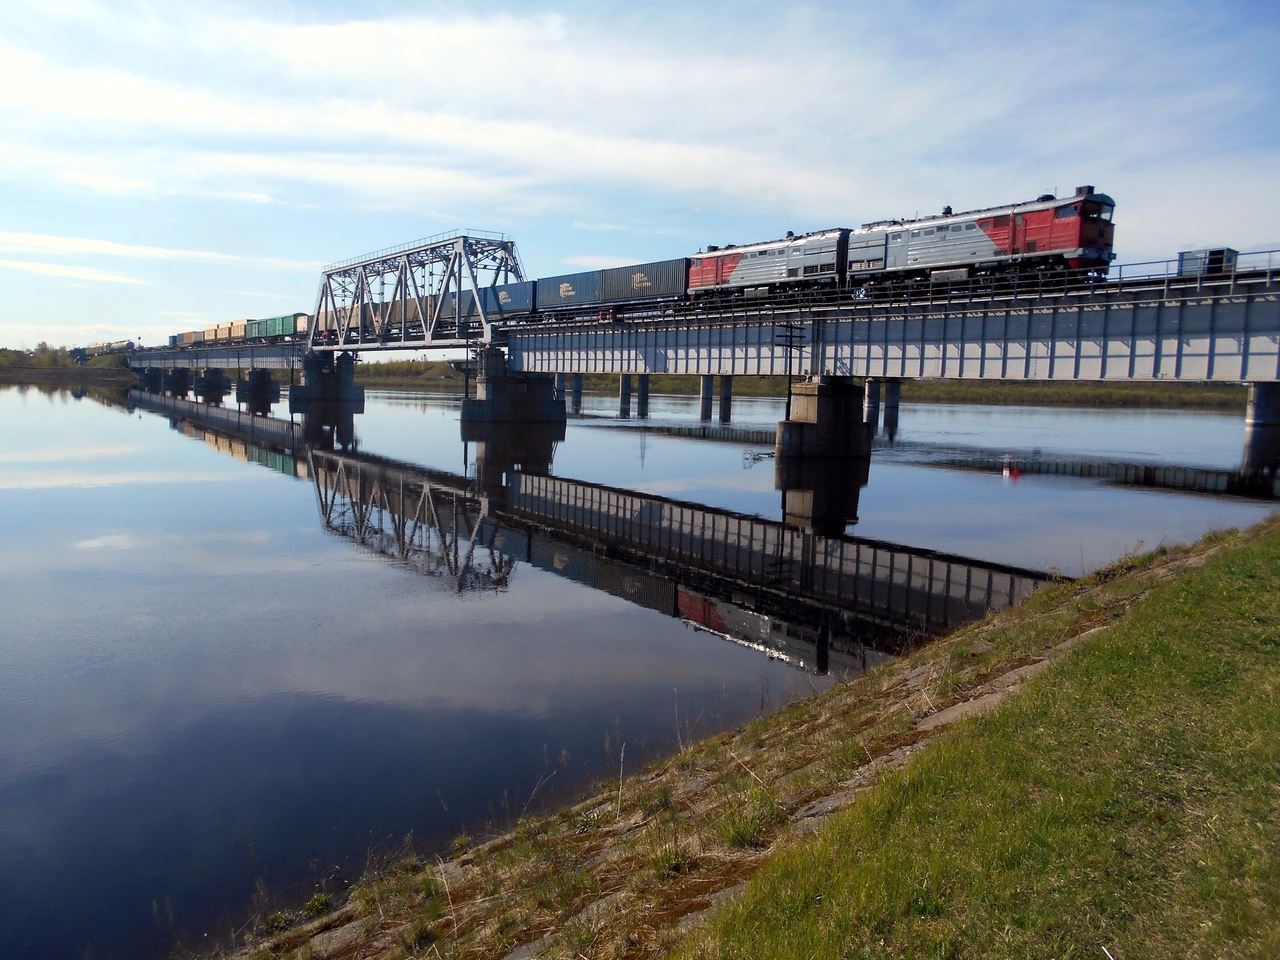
125,389,1050,676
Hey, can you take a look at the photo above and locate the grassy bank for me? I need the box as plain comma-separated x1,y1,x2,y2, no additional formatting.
683,527,1280,958
218,515,1280,960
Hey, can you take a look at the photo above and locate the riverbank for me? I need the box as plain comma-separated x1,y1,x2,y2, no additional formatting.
353,363,1246,411
219,515,1280,959
0,365,135,386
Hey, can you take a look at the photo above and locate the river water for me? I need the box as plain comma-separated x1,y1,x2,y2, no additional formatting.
0,381,1272,959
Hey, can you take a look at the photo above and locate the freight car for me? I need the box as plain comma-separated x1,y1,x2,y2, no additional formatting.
85,340,136,355
169,313,307,348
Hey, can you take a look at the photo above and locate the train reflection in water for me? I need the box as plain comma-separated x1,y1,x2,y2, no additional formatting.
124,389,1051,676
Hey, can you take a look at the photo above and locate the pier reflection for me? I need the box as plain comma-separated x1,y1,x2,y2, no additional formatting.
125,390,1051,677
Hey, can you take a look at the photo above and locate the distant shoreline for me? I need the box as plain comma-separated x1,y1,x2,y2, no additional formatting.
0,367,136,386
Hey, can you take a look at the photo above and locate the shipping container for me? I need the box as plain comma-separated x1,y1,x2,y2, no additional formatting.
204,325,219,340
1178,248,1238,276
191,330,204,344
168,335,178,347
535,271,604,311
601,258,689,303
231,320,247,340
295,314,309,334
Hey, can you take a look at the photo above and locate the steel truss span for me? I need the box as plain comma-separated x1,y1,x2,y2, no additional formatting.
309,231,524,350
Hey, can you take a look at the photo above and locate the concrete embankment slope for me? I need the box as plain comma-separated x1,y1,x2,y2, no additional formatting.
226,517,1280,960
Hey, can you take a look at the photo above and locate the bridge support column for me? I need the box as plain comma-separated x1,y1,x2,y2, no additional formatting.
637,374,650,419
162,368,191,398
1243,382,1280,474
776,377,871,459
882,378,901,441
699,375,714,421
194,368,231,405
555,373,566,399
619,374,632,419
459,347,565,425
571,374,583,415
293,352,365,404
236,368,281,415
863,378,881,434
719,376,733,423
138,368,163,393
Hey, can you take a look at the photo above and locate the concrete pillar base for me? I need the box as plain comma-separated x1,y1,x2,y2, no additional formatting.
719,375,733,424
236,369,281,414
882,378,901,441
619,374,632,419
571,373,583,415
162,368,192,398
293,352,365,404
1243,382,1280,474
637,374,650,419
699,375,714,421
194,368,231,404
459,348,566,424
775,377,872,459
863,377,881,433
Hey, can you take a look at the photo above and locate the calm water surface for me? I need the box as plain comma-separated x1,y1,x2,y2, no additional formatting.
0,383,1272,958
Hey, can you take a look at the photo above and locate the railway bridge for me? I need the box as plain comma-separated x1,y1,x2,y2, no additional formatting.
127,234,1280,470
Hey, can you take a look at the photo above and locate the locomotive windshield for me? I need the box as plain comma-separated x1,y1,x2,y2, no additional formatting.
1081,200,1113,221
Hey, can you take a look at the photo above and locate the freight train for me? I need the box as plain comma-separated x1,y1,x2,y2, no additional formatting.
166,187,1115,346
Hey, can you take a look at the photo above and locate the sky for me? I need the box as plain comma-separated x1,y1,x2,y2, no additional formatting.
0,0,1277,349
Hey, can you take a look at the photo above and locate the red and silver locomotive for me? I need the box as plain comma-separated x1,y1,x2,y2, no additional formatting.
689,185,1115,295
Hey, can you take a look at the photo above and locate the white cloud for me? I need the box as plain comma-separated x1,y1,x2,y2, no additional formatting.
0,231,320,270
61,170,150,193
0,258,146,284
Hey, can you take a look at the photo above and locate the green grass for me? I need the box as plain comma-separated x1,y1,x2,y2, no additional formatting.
679,528,1280,959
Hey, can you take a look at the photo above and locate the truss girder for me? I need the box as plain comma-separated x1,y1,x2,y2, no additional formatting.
309,233,524,351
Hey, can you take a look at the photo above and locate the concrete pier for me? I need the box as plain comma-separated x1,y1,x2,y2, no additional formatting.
1243,382,1280,474
460,348,565,425
619,374,632,419
194,368,231,404
138,368,163,393
637,374,650,419
719,375,733,424
699,375,714,421
293,352,365,404
571,374,583,415
162,368,191,398
882,378,901,441
863,378,881,433
236,368,281,415
775,377,872,459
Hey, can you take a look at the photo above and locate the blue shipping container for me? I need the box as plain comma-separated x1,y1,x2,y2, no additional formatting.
601,259,690,303
535,271,604,311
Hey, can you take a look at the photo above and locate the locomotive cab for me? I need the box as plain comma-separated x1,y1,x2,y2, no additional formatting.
1051,186,1115,270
